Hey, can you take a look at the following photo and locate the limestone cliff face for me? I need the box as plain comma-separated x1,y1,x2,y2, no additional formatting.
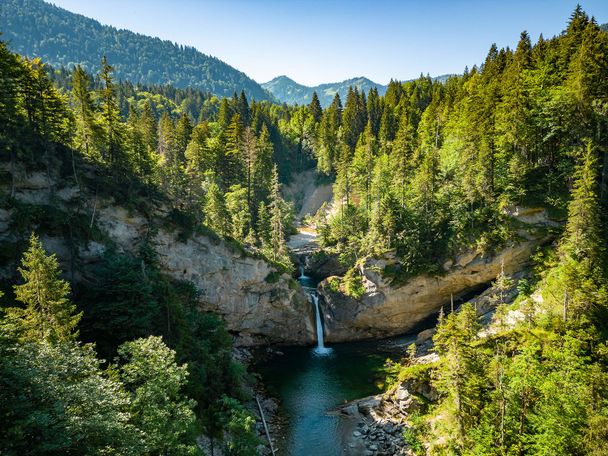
319,209,557,342
97,206,315,346
1,166,315,346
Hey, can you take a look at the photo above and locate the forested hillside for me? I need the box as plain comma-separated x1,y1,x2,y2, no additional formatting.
0,0,272,100
302,8,608,290
1,3,607,455
0,28,317,450
312,8,607,454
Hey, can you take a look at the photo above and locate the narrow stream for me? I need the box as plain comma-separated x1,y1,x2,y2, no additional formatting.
256,268,416,456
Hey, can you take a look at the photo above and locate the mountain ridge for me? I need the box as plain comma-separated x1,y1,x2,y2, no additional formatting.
0,0,272,100
263,74,454,106
262,75,388,107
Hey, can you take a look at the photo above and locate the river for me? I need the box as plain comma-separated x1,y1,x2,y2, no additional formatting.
255,270,417,456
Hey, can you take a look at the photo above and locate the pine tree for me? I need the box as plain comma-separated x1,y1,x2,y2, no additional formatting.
253,124,274,212
352,121,377,214
391,110,416,206
224,114,245,188
157,112,175,163
174,113,193,165
204,181,230,237
268,165,288,264
433,303,482,446
309,91,323,122
555,143,607,320
218,97,233,128
185,121,211,173
367,87,382,137
71,64,100,159
139,100,158,155
317,98,341,174
0,40,23,165
20,57,71,148
125,105,145,176
241,126,257,221
342,87,367,150
237,90,250,125
98,56,123,165
561,143,604,265
6,233,81,344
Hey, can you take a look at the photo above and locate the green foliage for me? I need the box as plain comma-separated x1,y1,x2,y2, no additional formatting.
388,113,608,453
0,225,253,454
221,397,261,456
342,266,365,299
76,246,252,450
4,233,81,344
314,10,608,281
264,271,281,284
118,336,199,455
0,339,139,455
79,250,158,359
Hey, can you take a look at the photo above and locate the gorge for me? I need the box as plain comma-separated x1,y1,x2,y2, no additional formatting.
1,3,607,455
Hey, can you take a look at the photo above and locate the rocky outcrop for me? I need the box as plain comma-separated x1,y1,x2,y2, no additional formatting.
319,211,556,342
303,250,347,279
1,165,315,346
97,206,315,346
334,394,411,455
282,169,333,221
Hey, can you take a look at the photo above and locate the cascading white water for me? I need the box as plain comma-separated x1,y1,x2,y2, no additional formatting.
297,266,332,355
311,293,331,354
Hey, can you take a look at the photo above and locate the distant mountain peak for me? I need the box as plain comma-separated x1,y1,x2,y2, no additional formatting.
262,75,387,107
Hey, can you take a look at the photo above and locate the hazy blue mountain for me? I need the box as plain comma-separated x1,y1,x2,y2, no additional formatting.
262,76,388,107
263,74,455,107
0,0,272,100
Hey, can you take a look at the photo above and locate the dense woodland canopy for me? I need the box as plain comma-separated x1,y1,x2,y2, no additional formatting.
310,8,608,288
0,0,272,100
375,8,608,455
0,4,607,455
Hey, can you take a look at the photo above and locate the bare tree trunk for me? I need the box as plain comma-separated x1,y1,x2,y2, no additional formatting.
10,147,16,198
90,182,98,231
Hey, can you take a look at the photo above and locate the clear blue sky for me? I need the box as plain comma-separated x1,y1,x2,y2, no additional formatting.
49,0,608,86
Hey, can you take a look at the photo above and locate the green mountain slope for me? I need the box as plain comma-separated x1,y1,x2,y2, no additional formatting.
0,0,272,100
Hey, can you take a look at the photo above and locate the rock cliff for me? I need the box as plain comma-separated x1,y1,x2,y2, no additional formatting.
0,164,315,346
319,209,557,342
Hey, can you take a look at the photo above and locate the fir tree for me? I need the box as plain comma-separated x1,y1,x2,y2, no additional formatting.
98,56,123,165
204,181,230,237
7,234,81,344
71,64,100,159
268,165,288,264
309,91,323,122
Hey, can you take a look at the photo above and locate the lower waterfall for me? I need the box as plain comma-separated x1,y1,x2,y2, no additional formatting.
311,292,331,355
297,266,332,355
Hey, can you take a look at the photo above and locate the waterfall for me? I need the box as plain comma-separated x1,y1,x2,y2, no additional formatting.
311,292,331,355
297,266,332,355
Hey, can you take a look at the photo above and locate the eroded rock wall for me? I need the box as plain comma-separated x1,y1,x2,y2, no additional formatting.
1,165,315,346
319,211,556,342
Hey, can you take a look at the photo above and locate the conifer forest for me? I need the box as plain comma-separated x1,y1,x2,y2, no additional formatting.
0,1,608,455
